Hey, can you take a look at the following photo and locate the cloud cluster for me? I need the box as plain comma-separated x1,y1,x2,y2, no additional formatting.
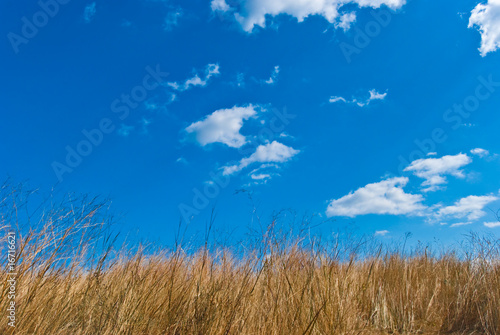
325,151,499,227
404,154,472,192
469,0,500,56
213,0,405,32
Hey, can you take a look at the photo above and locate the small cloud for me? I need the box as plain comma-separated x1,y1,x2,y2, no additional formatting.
163,8,183,31
168,64,220,92
250,173,271,181
450,222,473,228
211,0,230,12
470,148,490,158
329,89,387,107
186,104,260,148
484,221,500,228
265,66,280,85
329,96,347,103
375,230,390,236
223,141,299,176
335,12,356,31
118,124,134,137
427,152,437,156
83,2,97,23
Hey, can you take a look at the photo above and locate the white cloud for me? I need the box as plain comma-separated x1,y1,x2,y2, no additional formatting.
437,195,499,221
469,0,500,56
329,89,387,107
186,105,259,148
427,152,437,156
223,141,299,175
211,0,230,12
404,154,472,192
484,221,500,228
375,230,390,236
329,96,347,103
326,177,426,218
470,148,490,158
335,12,357,31
229,0,406,32
251,173,272,180
265,66,280,84
168,64,220,92
83,2,96,23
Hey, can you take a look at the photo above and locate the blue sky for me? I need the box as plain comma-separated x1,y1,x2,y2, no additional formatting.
2,0,500,246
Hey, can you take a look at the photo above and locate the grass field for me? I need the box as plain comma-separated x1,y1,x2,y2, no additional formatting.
1,185,499,334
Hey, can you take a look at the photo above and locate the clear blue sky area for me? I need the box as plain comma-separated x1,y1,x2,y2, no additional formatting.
2,0,500,246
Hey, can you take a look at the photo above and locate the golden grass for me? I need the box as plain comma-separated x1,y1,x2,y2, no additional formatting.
1,185,499,334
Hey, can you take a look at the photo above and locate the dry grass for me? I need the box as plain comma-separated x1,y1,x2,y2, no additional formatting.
0,184,499,335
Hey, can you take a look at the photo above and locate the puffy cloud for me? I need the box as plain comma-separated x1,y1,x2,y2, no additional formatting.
469,0,500,56
329,89,387,107
226,0,405,32
437,195,499,221
223,141,299,175
335,12,357,31
404,154,472,192
470,148,490,158
186,105,259,148
168,64,220,92
211,0,230,12
326,177,426,218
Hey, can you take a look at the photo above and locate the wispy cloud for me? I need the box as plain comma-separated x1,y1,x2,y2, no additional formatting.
375,230,390,236
163,8,183,31
168,64,220,92
223,141,299,176
265,66,280,85
83,2,97,24
118,124,134,137
329,89,387,107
